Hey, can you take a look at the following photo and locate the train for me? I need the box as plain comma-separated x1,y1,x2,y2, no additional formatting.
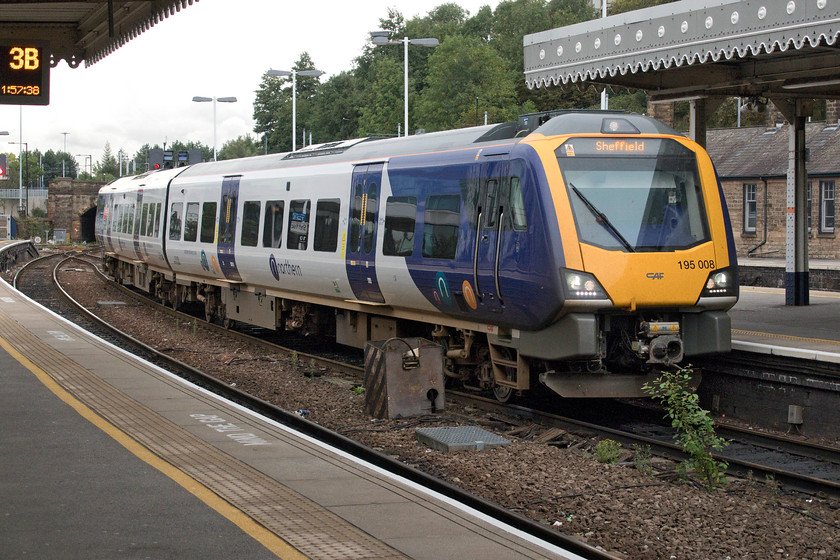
95,111,738,401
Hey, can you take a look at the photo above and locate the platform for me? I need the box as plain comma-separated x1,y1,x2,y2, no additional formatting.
0,275,583,560
730,286,840,362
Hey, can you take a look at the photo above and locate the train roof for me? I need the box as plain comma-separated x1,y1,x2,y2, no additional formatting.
98,166,186,194
138,110,682,183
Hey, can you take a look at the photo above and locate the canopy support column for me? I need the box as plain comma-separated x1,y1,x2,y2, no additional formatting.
773,97,810,305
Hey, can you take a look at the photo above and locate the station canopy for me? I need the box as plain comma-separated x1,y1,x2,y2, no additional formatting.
523,0,840,103
0,0,198,68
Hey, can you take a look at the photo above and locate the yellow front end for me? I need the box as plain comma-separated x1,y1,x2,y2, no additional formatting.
526,131,736,312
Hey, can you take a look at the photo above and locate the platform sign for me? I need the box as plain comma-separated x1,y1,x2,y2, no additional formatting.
0,42,50,106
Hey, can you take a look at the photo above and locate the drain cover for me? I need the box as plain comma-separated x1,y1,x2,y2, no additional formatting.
415,426,510,453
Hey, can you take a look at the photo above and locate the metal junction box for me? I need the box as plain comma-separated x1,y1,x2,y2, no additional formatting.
363,338,444,419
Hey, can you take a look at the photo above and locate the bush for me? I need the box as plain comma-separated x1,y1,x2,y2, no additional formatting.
594,438,622,465
642,366,729,490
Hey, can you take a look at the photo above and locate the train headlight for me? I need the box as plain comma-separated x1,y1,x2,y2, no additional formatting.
561,268,608,299
700,266,738,298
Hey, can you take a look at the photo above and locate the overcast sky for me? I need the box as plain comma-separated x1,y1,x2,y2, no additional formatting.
0,0,498,172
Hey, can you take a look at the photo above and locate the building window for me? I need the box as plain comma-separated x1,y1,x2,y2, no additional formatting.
820,180,835,234
807,182,812,233
743,183,757,233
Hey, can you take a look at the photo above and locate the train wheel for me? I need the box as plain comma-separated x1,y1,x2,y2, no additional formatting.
492,385,514,403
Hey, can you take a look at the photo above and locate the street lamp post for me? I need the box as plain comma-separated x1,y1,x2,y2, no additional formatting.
266,68,324,151
61,132,70,177
9,141,28,215
76,154,91,178
192,95,237,161
370,31,439,137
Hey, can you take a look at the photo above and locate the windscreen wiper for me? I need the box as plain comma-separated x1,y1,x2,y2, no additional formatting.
570,183,635,252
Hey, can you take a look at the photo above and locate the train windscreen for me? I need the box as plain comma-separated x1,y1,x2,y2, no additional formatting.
556,137,710,252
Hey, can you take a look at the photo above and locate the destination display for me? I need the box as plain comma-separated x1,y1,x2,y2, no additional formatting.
0,43,50,105
558,137,663,158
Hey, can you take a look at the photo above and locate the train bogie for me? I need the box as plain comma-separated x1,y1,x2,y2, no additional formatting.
96,111,738,401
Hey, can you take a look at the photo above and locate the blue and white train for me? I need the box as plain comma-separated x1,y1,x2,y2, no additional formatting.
96,111,738,400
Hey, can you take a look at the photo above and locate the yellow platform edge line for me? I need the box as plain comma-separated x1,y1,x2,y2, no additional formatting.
0,335,306,560
732,328,840,346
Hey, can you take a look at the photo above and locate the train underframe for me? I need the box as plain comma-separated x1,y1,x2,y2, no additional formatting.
105,257,712,402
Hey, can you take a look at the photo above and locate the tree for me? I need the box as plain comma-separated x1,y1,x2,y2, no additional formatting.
218,135,262,160
357,56,405,136
309,71,361,141
93,142,119,181
7,150,43,189
253,52,324,153
417,35,517,131
41,149,78,185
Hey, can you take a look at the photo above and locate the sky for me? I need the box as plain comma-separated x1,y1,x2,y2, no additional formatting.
0,0,498,172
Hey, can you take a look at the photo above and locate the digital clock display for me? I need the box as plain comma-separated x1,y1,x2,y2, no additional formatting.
0,43,50,106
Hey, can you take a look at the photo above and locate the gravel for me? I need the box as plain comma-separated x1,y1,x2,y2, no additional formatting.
45,262,840,559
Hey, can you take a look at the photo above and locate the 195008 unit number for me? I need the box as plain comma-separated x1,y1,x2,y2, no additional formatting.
678,259,715,270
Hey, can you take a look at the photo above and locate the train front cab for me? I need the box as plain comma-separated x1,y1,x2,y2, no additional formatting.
517,114,738,398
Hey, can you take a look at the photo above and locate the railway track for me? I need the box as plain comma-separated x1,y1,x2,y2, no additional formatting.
20,250,840,502
14,250,620,560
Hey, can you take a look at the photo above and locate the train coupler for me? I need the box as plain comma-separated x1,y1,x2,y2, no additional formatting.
635,321,684,365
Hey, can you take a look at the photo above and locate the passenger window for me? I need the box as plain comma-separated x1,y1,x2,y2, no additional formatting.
287,199,310,250
263,200,284,248
184,202,199,242
146,203,155,237
201,202,217,243
383,196,417,256
510,177,527,231
314,199,340,252
140,204,150,236
153,203,161,238
484,179,498,229
241,201,261,247
423,194,460,259
169,203,183,240
364,183,378,254
129,204,136,234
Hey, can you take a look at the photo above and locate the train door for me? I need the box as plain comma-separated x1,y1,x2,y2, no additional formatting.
131,189,144,260
217,175,243,281
473,155,509,312
345,163,385,303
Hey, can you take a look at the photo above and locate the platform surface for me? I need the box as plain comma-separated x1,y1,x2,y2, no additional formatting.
0,275,581,560
731,286,840,361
